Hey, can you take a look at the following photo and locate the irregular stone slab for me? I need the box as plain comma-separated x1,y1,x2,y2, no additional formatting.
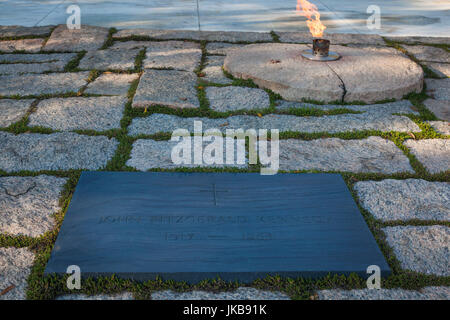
78,48,140,71
224,44,423,103
205,42,245,55
111,40,199,51
355,179,450,221
143,43,202,71
0,62,66,75
383,226,449,276
206,86,270,111
0,53,76,64
201,55,232,84
424,62,450,78
404,139,450,173
113,29,272,42
56,292,133,300
402,45,450,63
0,39,44,52
0,248,34,300
128,101,420,136
29,96,127,131
132,69,199,109
43,25,109,52
152,288,290,300
386,36,450,46
0,72,89,97
0,175,67,237
0,25,54,38
127,139,247,171
426,78,450,101
277,32,385,45
317,287,449,300
423,99,450,121
0,99,31,127
427,121,450,135
273,137,413,173
84,73,139,95
0,132,118,172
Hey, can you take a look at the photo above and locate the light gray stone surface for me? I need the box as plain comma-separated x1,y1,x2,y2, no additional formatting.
127,138,247,171
79,48,140,71
426,78,450,101
43,25,109,52
0,25,54,38
0,39,44,52
206,86,270,111
0,247,34,300
56,292,134,300
152,288,290,300
0,53,76,64
0,175,67,237
423,99,450,121
427,121,450,135
0,132,118,172
0,99,31,127
402,45,450,63
113,29,272,42
128,101,419,136
317,287,449,300
112,40,199,51
0,62,66,75
404,139,450,173
0,72,89,96
277,32,385,45
205,42,245,55
386,36,450,45
355,179,450,221
132,69,199,109
224,43,423,103
273,137,413,173
424,62,450,78
29,96,127,131
84,73,139,95
143,41,202,71
201,56,232,84
383,225,449,276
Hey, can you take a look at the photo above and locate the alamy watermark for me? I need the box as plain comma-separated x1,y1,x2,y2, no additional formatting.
367,5,381,30
66,4,81,29
170,121,280,175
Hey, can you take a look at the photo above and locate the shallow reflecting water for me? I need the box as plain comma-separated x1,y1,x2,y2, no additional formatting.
0,0,449,36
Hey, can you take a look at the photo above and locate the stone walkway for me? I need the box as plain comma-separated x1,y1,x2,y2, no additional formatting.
0,25,448,300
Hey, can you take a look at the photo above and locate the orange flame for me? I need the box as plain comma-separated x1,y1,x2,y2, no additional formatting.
296,0,326,38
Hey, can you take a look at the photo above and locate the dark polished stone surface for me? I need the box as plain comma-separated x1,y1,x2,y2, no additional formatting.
45,172,390,282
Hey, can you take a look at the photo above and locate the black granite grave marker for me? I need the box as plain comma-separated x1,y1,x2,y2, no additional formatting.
45,172,391,282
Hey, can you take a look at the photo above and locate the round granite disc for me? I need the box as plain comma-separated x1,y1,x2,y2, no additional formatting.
223,43,424,103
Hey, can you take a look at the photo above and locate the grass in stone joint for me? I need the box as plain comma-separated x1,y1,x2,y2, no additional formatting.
100,28,118,50
63,51,86,72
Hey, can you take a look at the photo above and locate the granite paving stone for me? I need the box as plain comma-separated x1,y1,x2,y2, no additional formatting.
143,45,202,71
277,32,385,45
111,40,199,51
0,72,89,96
202,56,232,84
56,292,134,300
43,25,109,52
423,99,450,121
132,69,199,109
0,39,44,52
0,175,67,237
402,45,450,63
426,121,450,135
404,139,450,173
0,25,54,38
0,53,76,64
78,48,140,71
0,132,118,172
84,73,139,95
423,62,450,78
0,248,35,300
126,138,247,171
383,226,449,276
0,62,66,75
385,36,450,45
355,179,450,221
426,78,450,101
273,137,413,173
152,288,290,300
206,86,270,111
205,42,245,55
29,96,127,131
0,99,31,127
317,287,449,300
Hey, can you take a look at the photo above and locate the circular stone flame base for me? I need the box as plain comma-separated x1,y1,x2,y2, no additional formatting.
223,43,424,103
300,49,341,61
